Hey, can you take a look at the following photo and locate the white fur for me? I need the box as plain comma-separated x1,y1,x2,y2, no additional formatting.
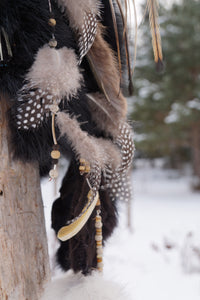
26,46,82,99
41,271,130,300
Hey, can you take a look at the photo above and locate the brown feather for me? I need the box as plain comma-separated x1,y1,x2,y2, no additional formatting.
87,26,127,117
108,0,122,82
115,0,134,95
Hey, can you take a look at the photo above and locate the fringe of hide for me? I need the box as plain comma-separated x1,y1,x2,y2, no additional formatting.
41,271,131,300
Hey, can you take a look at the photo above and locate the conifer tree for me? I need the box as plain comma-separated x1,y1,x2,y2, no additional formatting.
131,0,200,186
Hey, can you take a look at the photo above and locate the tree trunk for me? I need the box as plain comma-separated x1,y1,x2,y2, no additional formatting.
0,96,50,299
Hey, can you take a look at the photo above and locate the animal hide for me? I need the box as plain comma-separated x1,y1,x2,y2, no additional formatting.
0,0,134,275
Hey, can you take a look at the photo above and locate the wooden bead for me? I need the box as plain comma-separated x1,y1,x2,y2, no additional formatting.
49,169,58,179
48,18,56,27
95,221,102,228
49,104,59,113
51,150,61,159
97,248,103,255
79,158,86,164
97,262,103,269
79,166,85,171
85,165,90,173
49,38,57,48
96,241,102,246
95,235,102,241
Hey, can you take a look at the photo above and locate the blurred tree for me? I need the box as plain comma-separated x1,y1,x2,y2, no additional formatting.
131,0,200,187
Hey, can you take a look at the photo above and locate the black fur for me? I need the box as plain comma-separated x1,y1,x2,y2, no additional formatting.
52,160,118,274
0,0,124,274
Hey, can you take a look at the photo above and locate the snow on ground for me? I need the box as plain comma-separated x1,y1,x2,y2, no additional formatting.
41,159,200,300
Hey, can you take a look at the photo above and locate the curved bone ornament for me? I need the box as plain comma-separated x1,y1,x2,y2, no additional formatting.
57,191,99,241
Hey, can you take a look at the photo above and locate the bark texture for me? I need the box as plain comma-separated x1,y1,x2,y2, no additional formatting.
0,96,50,300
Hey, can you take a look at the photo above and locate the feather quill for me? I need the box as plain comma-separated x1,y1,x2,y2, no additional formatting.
147,0,163,71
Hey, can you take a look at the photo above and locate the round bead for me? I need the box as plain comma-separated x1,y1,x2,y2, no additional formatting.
80,158,86,164
79,166,85,172
49,38,57,48
51,150,61,159
97,262,103,269
95,221,102,228
49,104,59,113
85,166,90,173
95,235,103,241
96,245,102,249
49,169,58,179
48,18,56,27
96,248,103,256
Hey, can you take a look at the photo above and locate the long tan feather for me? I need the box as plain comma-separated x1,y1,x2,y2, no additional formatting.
131,0,138,75
147,0,163,70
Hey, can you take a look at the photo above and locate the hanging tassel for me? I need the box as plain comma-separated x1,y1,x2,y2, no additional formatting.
49,104,60,180
95,197,103,272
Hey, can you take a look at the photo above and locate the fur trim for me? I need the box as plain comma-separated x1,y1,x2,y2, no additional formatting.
26,46,82,99
57,0,100,30
87,92,125,137
52,160,118,274
41,271,130,300
0,0,77,97
88,26,127,117
56,111,121,170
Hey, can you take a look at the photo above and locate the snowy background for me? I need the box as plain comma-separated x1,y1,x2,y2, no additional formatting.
41,159,200,300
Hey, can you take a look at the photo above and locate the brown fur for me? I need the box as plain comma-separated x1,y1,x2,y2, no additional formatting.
87,26,127,118
87,92,125,138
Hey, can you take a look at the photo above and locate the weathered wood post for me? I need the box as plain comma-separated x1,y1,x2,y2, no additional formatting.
0,95,50,299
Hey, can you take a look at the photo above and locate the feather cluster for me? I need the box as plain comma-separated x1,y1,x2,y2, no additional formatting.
57,0,100,62
1,0,135,275
15,46,82,129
